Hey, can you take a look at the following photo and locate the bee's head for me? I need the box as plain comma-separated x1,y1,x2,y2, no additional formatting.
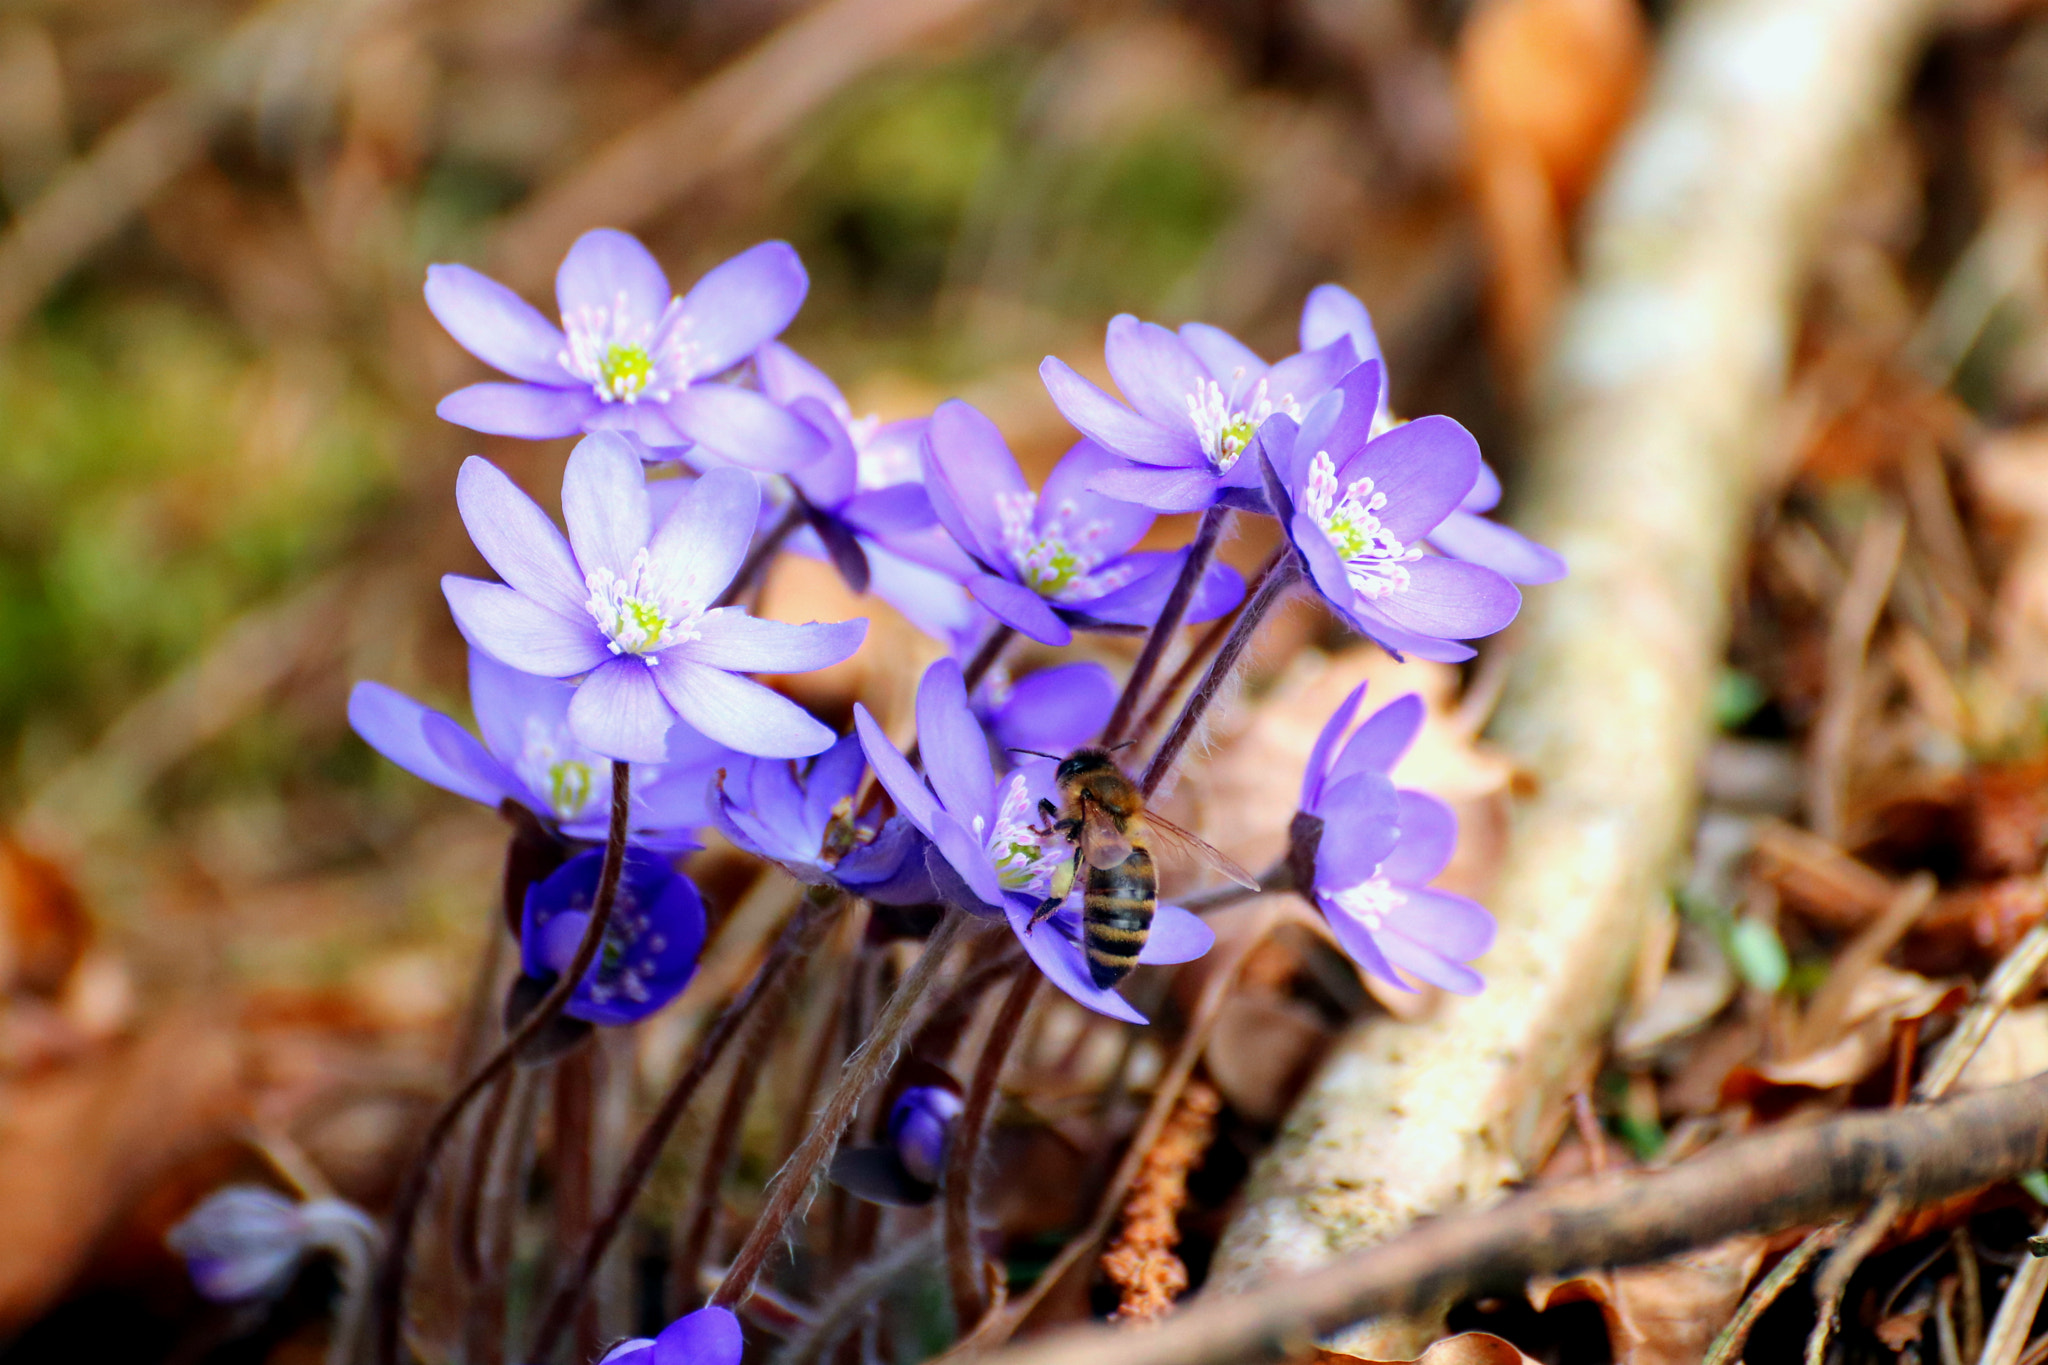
1055,748,1117,783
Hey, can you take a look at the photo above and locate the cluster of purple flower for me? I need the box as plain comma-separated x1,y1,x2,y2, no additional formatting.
350,225,1559,1033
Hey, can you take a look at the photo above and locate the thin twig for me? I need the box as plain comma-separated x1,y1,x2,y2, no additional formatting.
712,911,971,1311
946,971,1041,1327
1807,505,1906,842
1103,506,1230,746
372,762,634,1365
1982,1240,2048,1365
1700,1226,1842,1365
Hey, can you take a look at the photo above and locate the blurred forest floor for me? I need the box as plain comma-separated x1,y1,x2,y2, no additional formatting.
13,0,2048,1362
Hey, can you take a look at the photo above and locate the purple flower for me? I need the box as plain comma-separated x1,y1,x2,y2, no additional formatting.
853,659,1214,1023
710,735,937,904
920,401,1244,647
1295,683,1495,994
1258,362,1520,663
829,1082,963,1206
349,649,730,851
520,846,707,1026
425,230,823,471
598,1306,743,1365
1037,301,1360,514
976,661,1116,761
442,432,866,762
168,1187,378,1304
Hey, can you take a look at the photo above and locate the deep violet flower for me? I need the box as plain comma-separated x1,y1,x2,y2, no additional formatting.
598,1306,743,1365
1294,683,1495,994
425,230,824,470
519,846,707,1026
710,734,937,904
829,1082,963,1206
1299,286,1563,586
976,661,1116,762
169,1187,378,1304
1257,362,1520,663
349,649,729,851
1038,299,1360,515
853,659,1214,1023
920,401,1244,647
442,432,866,762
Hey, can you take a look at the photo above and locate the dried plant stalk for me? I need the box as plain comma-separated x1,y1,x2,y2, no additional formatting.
1211,0,1942,1353
1102,1080,1223,1323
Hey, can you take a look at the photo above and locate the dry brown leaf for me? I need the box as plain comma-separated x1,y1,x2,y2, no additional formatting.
1527,1236,1766,1365
1722,967,1965,1103
0,839,89,999
1315,1330,1543,1365
1614,923,1736,1061
1955,1003,2048,1091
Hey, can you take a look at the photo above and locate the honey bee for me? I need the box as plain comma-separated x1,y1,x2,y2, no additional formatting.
1025,747,1258,989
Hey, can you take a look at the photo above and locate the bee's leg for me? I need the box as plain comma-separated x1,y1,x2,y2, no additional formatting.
1030,849,1080,933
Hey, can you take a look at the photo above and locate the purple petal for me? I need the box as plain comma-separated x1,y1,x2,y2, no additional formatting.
1300,283,1383,366
1177,322,1265,387
1378,922,1485,994
1137,904,1214,965
561,432,652,580
915,658,995,825
1336,415,1479,543
1465,460,1503,513
1104,315,1211,429
788,396,859,509
673,241,808,379
600,1340,654,1364
438,382,597,439
555,228,671,330
424,264,571,385
1317,892,1409,992
991,662,1115,757
841,484,937,538
1289,511,1362,618
1331,692,1425,786
1036,440,1154,558
1293,361,1384,471
653,656,834,758
1381,790,1458,887
585,401,687,448
466,649,576,775
668,385,828,473
1313,772,1402,887
1076,551,1244,628
455,456,586,620
653,1306,744,1365
443,576,610,677
1385,886,1495,962
1428,510,1566,585
853,703,939,833
922,400,1029,570
682,611,866,673
1002,897,1147,1024
1264,337,1360,412
755,340,846,412
1302,681,1369,810
928,812,1007,909
1342,602,1481,663
967,575,1072,646
862,543,983,645
801,733,867,832
1368,557,1520,641
567,657,674,762
647,466,761,606
1084,465,1221,514
348,682,517,807
1039,358,1200,469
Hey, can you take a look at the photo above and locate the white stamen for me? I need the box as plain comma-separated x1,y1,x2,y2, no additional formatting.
584,547,712,662
1185,370,1302,473
557,292,704,405
1327,869,1406,932
987,774,1053,894
994,490,1137,602
1300,450,1423,600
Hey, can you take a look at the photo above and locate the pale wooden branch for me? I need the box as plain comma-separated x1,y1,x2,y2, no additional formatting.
970,1071,2048,1365
1209,0,1943,1354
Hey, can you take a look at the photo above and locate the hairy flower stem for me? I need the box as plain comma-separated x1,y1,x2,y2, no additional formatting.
712,501,807,610
945,970,1041,1327
463,1068,542,1365
1140,551,1300,798
669,950,806,1313
451,1071,516,1286
553,1045,598,1359
1126,605,1238,755
710,911,971,1312
526,887,838,1363
371,761,633,1365
1102,506,1229,745
960,624,1016,694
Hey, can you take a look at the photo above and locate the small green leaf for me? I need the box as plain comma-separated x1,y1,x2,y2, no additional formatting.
1712,669,1769,731
1614,1112,1666,1162
1727,919,1790,994
2020,1170,2048,1206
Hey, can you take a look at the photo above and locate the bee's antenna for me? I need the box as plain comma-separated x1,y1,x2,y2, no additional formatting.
1105,740,1139,754
1007,748,1063,761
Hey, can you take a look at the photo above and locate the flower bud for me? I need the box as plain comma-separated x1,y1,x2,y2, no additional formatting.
888,1085,964,1186
168,1186,377,1304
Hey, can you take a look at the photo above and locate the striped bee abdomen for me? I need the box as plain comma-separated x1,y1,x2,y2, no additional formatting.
1082,847,1156,990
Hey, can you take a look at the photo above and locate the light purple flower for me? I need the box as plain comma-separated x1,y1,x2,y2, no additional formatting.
976,661,1116,761
1257,362,1520,663
425,230,823,470
1037,299,1360,514
1295,683,1495,994
441,432,866,763
520,846,707,1026
598,1306,743,1365
710,735,937,904
920,401,1244,647
349,649,729,851
853,659,1214,1023
168,1187,377,1304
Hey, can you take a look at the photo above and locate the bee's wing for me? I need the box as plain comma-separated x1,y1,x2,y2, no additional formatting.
1143,812,1261,890
1079,799,1134,870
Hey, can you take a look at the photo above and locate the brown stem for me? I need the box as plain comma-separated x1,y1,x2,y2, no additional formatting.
713,501,807,610
960,625,1018,695
1125,605,1238,755
776,917,865,1167
1139,550,1299,798
526,889,836,1363
372,761,633,1365
945,970,1040,1327
974,1072,2048,1365
552,1045,598,1360
1102,506,1229,746
452,1071,515,1289
711,911,971,1311
462,1067,543,1365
